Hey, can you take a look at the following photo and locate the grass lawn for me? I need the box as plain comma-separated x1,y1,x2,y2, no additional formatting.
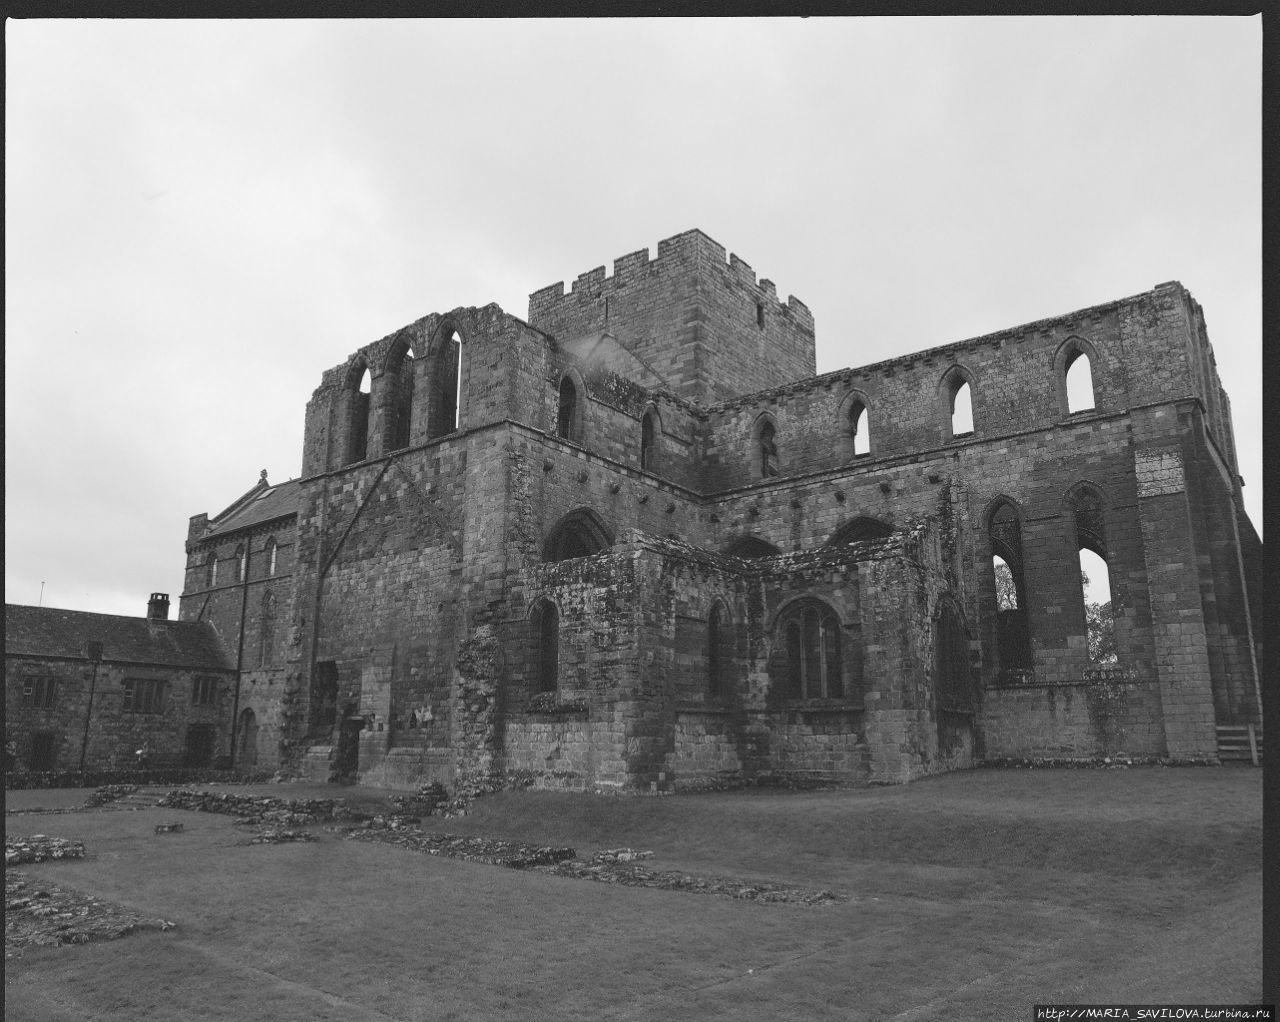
4,766,1262,1021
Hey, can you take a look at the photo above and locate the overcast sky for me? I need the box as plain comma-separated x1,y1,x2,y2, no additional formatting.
6,17,1261,619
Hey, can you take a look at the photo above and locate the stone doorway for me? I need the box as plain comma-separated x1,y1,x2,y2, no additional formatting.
184,724,216,768
335,710,363,782
29,732,57,772
237,708,259,768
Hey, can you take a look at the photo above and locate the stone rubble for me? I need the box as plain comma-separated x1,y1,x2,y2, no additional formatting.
5,835,86,866
5,871,174,960
156,789,355,825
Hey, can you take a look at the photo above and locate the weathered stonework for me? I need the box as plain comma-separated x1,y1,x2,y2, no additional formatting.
163,229,1259,791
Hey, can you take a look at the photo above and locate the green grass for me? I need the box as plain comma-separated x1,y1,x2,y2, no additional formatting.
4,766,1263,1021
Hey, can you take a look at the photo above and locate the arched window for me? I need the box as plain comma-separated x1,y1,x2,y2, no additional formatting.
829,517,894,545
724,536,782,559
640,409,658,472
1065,350,1095,413
264,537,278,577
205,552,218,589
544,509,613,562
848,400,870,457
707,602,733,698
950,380,974,436
775,601,844,701
387,341,416,451
1069,484,1117,667
556,376,579,441
346,364,372,464
235,545,247,583
989,500,1032,680
428,329,462,439
758,419,779,478
258,592,276,668
532,599,559,693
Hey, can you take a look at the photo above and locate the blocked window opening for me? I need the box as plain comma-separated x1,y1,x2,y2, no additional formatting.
640,410,658,472
22,676,58,709
935,602,973,726
556,376,578,441
758,420,779,478
389,344,416,451
1065,350,1095,413
237,708,259,767
191,676,218,707
544,509,613,562
535,600,559,693
756,302,765,327
123,679,166,714
707,603,733,698
347,366,372,464
849,401,870,457
258,592,277,668
950,380,974,436
777,601,843,701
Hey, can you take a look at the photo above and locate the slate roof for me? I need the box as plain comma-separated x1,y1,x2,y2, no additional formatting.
202,478,301,540
4,605,234,671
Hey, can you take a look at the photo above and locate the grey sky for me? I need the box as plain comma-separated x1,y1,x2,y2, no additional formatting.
6,17,1261,619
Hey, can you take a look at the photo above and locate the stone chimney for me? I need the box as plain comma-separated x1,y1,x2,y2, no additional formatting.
147,593,170,621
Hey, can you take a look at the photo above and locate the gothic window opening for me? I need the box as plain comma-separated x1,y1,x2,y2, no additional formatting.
206,552,218,589
556,376,579,441
849,400,870,457
776,601,844,701
989,500,1032,680
1065,349,1095,413
758,419,779,478
264,537,278,576
258,592,277,668
640,410,658,472
235,545,247,583
544,509,613,562
534,599,559,693
347,365,372,464
950,379,974,436
1070,485,1117,668
428,330,462,439
388,343,416,451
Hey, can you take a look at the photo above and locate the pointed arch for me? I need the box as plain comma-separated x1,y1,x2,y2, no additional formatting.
345,360,373,464
1065,481,1108,558
838,389,872,458
1066,481,1118,667
724,535,782,559
555,370,586,444
544,508,613,562
234,544,247,584
986,497,1033,680
707,599,734,698
828,516,894,546
1054,336,1101,415
264,536,278,577
205,551,218,589
939,365,976,439
772,598,844,701
753,413,779,479
385,334,417,451
426,323,463,440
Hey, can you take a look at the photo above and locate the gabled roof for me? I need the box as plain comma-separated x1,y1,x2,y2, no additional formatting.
4,605,234,671
201,478,301,541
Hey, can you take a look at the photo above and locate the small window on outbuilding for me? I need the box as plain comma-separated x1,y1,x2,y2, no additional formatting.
123,679,167,714
22,677,58,709
192,676,218,707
